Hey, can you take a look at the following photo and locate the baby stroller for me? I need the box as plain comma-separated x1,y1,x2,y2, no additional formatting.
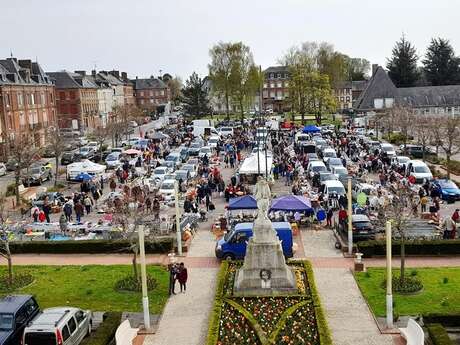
199,208,208,222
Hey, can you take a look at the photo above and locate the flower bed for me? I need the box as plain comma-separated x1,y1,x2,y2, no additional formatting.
207,261,332,345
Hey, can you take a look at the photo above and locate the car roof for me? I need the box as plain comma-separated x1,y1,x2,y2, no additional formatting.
0,295,34,313
381,143,393,147
323,147,335,152
310,161,326,166
359,183,375,189
352,214,370,222
323,180,344,187
397,156,410,160
161,179,176,184
409,160,428,166
26,307,79,329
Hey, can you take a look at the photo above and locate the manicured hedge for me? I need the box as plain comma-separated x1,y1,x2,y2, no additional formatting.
424,313,460,327
81,312,121,345
206,261,228,345
357,240,460,258
427,323,453,345
9,238,173,254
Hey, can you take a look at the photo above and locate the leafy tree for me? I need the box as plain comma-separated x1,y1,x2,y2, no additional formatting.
344,57,370,80
386,36,420,87
307,72,337,125
46,127,64,186
209,42,239,118
228,44,261,121
423,38,460,86
182,72,211,116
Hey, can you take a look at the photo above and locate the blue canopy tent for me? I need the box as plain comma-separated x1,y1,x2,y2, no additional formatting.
269,195,313,214
75,172,93,181
302,125,321,134
228,195,258,210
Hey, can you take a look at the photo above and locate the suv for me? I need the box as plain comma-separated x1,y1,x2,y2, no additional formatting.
22,166,52,186
340,214,376,241
23,307,92,345
61,152,81,166
0,295,40,345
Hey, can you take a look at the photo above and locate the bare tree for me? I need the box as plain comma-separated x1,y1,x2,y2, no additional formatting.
391,105,415,148
92,126,110,163
414,114,433,162
0,194,13,286
8,135,41,206
46,127,65,186
376,182,417,285
438,115,460,179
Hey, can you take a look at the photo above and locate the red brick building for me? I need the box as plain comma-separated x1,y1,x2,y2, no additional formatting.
47,71,99,132
131,77,170,112
0,58,57,157
262,66,291,113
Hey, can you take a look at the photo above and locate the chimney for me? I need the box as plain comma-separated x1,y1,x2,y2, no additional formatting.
75,70,86,76
91,70,97,77
136,76,138,80
121,72,127,81
110,70,120,78
372,64,378,76
18,59,32,71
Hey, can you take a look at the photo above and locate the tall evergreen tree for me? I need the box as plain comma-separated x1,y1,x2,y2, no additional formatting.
423,38,460,86
386,36,420,87
181,72,211,116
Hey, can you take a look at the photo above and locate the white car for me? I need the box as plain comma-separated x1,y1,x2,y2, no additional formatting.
321,180,346,199
159,179,176,201
322,148,337,162
153,166,170,182
199,146,213,158
0,163,6,176
380,143,396,157
218,127,234,138
331,166,348,179
182,163,197,178
87,141,98,149
391,156,411,168
307,161,327,179
208,136,220,148
406,160,433,184
105,152,122,169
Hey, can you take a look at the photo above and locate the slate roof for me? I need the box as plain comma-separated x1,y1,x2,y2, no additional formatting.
264,66,288,73
130,78,167,90
98,72,124,86
47,71,98,89
0,58,52,85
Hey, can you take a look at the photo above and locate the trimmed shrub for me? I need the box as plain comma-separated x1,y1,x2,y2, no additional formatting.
9,238,173,254
427,323,453,345
424,313,460,327
357,239,460,258
81,312,121,345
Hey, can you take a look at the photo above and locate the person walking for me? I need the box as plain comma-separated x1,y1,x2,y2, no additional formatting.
31,205,39,222
74,201,84,223
42,202,51,223
177,262,188,293
326,208,334,228
442,216,455,240
83,195,93,215
169,263,178,295
59,213,68,234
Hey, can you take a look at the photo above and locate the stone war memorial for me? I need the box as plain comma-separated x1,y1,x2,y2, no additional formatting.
234,177,296,295
207,178,332,345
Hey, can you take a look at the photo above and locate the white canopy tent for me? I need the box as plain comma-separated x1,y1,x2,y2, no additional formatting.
239,151,273,176
66,160,107,180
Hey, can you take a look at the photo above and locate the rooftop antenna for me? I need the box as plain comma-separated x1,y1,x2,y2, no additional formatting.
10,50,13,58
91,60,98,72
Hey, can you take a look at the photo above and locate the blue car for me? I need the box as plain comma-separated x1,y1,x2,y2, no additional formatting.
433,179,460,201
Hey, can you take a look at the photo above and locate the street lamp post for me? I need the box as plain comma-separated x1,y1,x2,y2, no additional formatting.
347,176,353,255
175,181,182,256
386,221,393,328
138,225,151,330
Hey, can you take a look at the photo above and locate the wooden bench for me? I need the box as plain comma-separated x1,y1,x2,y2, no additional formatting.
115,319,139,345
399,318,424,345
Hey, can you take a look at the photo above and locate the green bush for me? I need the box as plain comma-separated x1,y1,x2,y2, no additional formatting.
427,323,453,345
114,275,156,292
357,240,460,258
424,313,460,327
381,276,423,293
388,132,406,144
9,239,173,254
6,183,16,197
81,312,121,345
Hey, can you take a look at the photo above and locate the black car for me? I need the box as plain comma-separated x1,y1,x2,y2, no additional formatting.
60,151,81,165
0,295,40,345
187,143,202,156
340,214,376,241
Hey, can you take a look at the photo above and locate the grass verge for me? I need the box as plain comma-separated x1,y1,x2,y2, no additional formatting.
355,267,460,317
0,265,169,313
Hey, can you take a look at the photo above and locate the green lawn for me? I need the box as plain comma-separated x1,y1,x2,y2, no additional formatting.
0,265,169,313
355,267,460,317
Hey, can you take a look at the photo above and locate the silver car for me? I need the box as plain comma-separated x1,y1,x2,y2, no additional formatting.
23,307,92,345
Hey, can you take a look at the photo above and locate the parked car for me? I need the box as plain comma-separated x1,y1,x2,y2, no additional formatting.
174,169,190,183
22,166,52,186
307,161,327,179
380,143,396,157
215,222,293,260
78,146,95,159
406,160,433,184
42,146,56,158
23,307,92,345
391,155,411,168
340,214,377,241
0,295,40,345
182,163,197,178
105,152,122,169
320,180,346,200
32,192,66,208
400,144,432,158
318,172,338,184
165,152,182,169
153,166,170,182
187,142,202,156
159,179,176,201
178,147,189,162
0,163,6,176
207,135,220,148
331,166,348,180
432,179,460,201
326,157,343,171
352,183,377,201
198,146,213,158
61,152,81,166
218,127,234,138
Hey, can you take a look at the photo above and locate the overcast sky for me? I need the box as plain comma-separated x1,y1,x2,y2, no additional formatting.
2,0,458,80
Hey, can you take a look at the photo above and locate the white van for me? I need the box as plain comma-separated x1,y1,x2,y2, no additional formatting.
192,119,214,127
321,180,346,199
193,126,218,138
406,160,433,184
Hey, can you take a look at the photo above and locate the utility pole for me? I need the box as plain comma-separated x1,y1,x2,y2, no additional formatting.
347,176,353,255
138,225,151,330
175,181,182,256
386,221,393,328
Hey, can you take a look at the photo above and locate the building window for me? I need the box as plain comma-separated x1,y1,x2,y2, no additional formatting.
160,90,165,96
19,112,25,126
346,97,350,102
17,93,24,106
150,99,154,104
263,83,268,89
4,93,10,107
277,90,283,99
284,82,289,88
150,91,154,97
277,73,281,78
284,91,289,98
270,83,275,88
59,91,65,100
69,91,76,99
277,82,282,88
262,91,268,98
40,93,45,105
140,91,144,97
340,97,344,102
270,91,275,98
